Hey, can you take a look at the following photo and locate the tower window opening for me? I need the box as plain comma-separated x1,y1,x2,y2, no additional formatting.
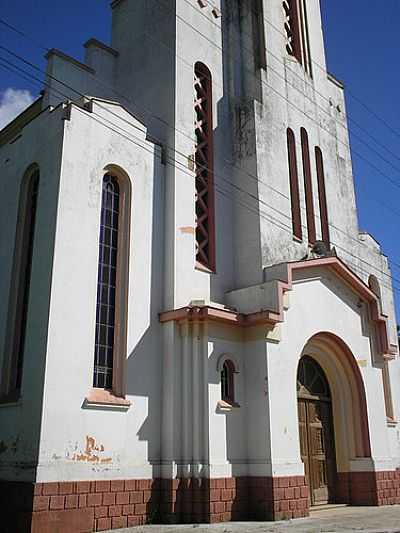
194,62,216,272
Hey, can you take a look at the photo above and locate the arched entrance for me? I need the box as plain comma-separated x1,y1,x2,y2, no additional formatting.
297,356,337,505
297,333,373,506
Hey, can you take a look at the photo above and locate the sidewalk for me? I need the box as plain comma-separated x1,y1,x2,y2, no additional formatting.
105,505,400,533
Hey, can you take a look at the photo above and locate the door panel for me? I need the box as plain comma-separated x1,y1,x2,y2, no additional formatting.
298,398,336,505
308,401,329,504
298,399,310,490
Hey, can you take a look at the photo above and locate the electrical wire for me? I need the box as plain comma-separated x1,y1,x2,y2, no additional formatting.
1,58,400,299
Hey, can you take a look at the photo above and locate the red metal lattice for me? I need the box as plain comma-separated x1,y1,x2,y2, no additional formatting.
283,0,302,64
194,63,215,271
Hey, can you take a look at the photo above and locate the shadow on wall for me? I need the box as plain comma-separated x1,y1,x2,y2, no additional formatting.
124,151,163,519
210,0,264,302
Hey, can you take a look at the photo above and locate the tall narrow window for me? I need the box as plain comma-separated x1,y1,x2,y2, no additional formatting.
301,128,316,244
90,168,131,401
1,167,39,399
221,360,235,404
283,0,302,64
93,174,120,390
194,62,216,271
287,128,302,240
315,147,330,248
283,0,312,75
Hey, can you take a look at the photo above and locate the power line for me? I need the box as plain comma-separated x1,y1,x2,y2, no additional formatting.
2,9,400,225
1,56,400,299
1,47,395,263
2,7,400,192
179,0,400,170
200,0,400,144
2,30,400,252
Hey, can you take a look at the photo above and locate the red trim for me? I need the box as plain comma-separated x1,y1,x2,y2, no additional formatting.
309,331,372,457
85,388,131,408
159,256,395,359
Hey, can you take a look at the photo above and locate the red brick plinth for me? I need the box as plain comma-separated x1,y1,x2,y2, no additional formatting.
4,471,400,532
337,469,400,506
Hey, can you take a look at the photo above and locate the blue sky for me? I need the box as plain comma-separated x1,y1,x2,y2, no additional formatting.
1,1,399,316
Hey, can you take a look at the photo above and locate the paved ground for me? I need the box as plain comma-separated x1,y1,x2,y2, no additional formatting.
106,506,400,533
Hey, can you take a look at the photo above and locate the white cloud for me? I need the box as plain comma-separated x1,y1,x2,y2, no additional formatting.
0,88,35,130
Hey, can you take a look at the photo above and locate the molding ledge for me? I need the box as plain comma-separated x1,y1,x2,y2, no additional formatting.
159,257,396,360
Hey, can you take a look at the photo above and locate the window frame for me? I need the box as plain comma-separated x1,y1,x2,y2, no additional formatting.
89,166,132,404
221,359,236,405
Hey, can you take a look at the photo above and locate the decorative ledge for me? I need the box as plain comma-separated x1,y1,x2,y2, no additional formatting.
159,304,279,328
83,388,131,411
161,257,397,360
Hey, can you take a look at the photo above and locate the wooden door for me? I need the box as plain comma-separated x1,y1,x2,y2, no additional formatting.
297,357,337,506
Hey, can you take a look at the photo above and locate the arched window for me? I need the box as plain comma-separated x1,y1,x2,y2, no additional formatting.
287,128,302,240
315,147,330,248
93,171,131,395
1,166,39,399
301,128,316,244
221,359,235,404
194,62,216,272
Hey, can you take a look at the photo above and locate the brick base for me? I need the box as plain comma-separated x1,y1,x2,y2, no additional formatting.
249,476,309,521
4,471,400,532
337,469,400,506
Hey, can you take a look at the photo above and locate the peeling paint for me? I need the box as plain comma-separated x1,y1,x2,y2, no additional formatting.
69,435,112,464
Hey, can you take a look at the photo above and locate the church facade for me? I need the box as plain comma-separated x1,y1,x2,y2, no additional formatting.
1,1,400,532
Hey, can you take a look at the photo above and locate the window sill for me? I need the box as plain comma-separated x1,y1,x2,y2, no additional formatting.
82,388,131,412
195,261,216,275
216,400,240,412
387,417,398,427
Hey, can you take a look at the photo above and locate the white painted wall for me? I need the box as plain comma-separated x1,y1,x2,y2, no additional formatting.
34,101,164,481
1,0,399,488
0,104,66,481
